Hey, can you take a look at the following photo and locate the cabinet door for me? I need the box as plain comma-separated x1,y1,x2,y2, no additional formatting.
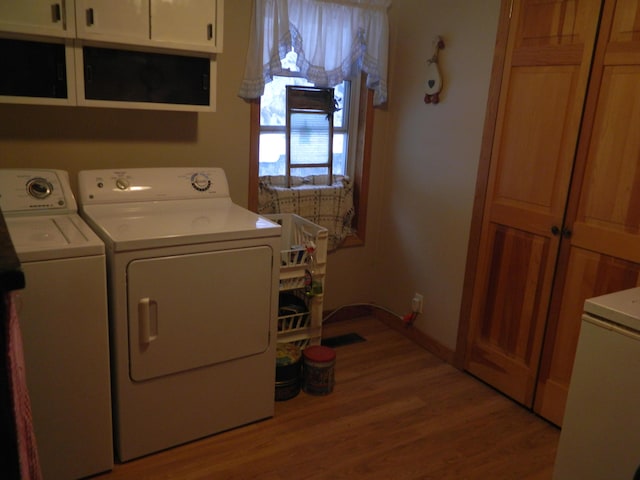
464,0,602,406
75,0,149,44
80,46,213,111
151,0,223,53
534,0,640,425
0,0,75,38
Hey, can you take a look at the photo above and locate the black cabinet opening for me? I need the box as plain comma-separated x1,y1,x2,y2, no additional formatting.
0,38,68,99
83,46,210,106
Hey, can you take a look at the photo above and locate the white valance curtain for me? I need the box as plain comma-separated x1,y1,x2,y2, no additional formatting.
239,0,391,106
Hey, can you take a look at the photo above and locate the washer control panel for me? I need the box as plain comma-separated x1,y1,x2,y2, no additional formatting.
115,177,130,191
26,177,54,199
78,168,231,204
0,169,75,214
190,172,212,192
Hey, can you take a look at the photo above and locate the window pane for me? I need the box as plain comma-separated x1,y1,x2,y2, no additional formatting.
333,134,346,175
259,74,351,178
290,166,330,177
261,77,312,127
259,132,346,176
290,111,330,165
262,77,347,128
259,133,286,176
333,83,345,128
281,49,300,72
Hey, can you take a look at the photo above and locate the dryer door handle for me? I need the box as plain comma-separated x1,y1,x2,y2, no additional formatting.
139,298,158,345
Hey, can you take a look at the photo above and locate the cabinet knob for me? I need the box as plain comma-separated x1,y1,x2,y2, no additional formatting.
207,23,213,40
551,225,561,236
52,4,62,22
562,228,572,238
86,8,95,26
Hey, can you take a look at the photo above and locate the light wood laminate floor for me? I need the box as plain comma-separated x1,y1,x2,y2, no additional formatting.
93,316,559,479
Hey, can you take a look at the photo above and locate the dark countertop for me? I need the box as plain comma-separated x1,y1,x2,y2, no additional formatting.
0,209,24,293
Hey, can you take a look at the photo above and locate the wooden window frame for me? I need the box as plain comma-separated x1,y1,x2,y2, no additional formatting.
248,75,374,247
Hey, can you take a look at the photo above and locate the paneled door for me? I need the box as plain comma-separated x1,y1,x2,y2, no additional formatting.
534,0,640,425
464,0,603,408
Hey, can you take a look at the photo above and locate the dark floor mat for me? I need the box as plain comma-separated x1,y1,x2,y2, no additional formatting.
321,332,366,348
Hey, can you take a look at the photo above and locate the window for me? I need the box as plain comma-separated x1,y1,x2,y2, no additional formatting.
258,51,358,180
249,74,374,246
243,0,389,247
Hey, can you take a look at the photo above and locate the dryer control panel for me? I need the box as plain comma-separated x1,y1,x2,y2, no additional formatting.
78,168,231,204
0,169,76,214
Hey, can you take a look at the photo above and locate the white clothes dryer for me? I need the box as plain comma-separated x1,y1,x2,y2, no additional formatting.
0,169,113,480
78,167,281,462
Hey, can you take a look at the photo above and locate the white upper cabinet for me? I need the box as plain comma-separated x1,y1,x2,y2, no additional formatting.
75,0,223,53
75,0,149,44
0,0,223,110
0,0,76,38
150,0,223,52
0,0,223,53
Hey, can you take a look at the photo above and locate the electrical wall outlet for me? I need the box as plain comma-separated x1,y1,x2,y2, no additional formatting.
412,293,423,314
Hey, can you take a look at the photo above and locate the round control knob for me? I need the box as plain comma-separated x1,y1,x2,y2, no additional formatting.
191,173,211,192
115,178,129,190
26,177,53,199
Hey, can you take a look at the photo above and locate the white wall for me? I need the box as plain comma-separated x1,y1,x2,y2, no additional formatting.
370,0,501,350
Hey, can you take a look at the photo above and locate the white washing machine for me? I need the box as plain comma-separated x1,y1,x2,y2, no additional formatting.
0,169,113,479
553,287,640,479
77,167,281,462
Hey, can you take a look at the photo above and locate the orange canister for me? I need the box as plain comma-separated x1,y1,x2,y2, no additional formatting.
302,345,336,395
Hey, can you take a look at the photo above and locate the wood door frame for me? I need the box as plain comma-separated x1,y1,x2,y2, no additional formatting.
453,0,513,369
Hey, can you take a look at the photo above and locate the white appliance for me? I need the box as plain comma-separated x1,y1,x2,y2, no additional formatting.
553,287,640,479
0,169,113,479
77,167,281,462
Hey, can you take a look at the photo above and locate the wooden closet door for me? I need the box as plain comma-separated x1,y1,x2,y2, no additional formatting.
464,0,602,406
534,0,640,425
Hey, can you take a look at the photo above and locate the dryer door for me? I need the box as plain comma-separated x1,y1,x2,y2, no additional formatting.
127,246,274,381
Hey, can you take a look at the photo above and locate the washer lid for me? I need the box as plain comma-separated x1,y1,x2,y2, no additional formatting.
6,214,105,262
584,287,640,333
80,199,280,251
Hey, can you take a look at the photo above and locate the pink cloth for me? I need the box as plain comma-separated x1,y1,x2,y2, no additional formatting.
5,292,42,480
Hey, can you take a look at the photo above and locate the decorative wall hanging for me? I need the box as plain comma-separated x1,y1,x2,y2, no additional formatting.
424,35,445,104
